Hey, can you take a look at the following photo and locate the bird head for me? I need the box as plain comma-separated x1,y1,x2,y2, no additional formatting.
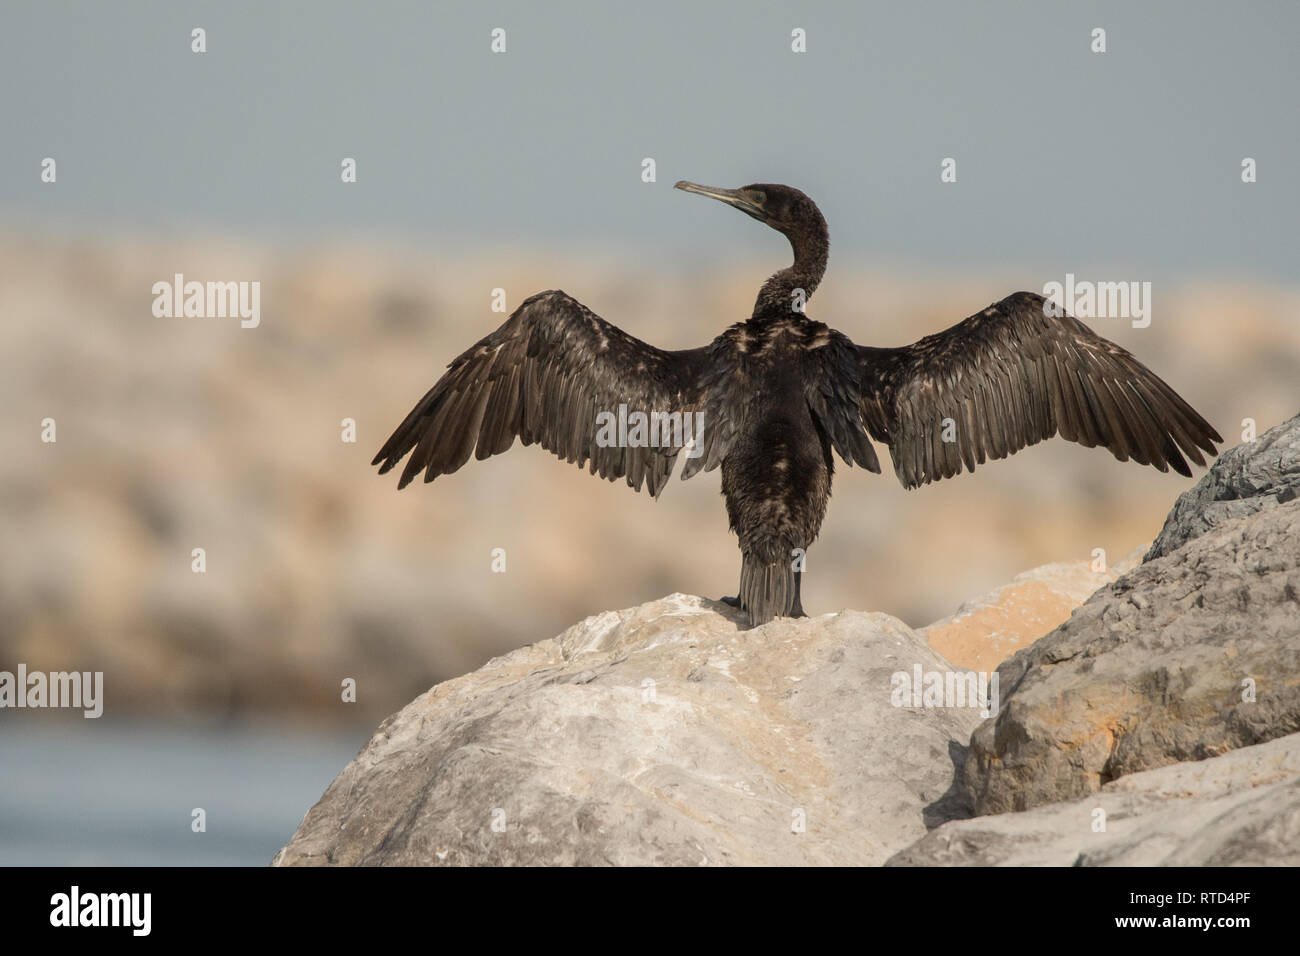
674,181,820,236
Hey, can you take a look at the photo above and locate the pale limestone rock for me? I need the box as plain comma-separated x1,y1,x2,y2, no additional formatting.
275,595,981,866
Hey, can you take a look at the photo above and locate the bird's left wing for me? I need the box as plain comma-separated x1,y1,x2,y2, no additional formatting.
810,291,1221,488
372,290,724,497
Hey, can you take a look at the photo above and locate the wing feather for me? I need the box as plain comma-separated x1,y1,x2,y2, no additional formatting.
373,290,725,497
817,291,1220,489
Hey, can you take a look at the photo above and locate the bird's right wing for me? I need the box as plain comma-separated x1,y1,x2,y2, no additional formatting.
814,291,1221,489
373,290,730,497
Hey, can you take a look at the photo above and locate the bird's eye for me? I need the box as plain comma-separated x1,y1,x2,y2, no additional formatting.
751,191,766,204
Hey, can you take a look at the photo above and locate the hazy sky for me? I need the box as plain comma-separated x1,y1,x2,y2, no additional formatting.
3,1,1297,280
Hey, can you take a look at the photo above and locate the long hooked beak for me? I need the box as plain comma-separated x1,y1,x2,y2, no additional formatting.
674,181,767,222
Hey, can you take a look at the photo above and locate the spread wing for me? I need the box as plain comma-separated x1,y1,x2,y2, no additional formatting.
813,291,1222,489
372,290,725,497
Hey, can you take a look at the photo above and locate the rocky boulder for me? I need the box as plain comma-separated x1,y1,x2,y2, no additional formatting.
1147,414,1300,560
963,413,1300,815
890,730,1300,866
922,549,1143,673
274,595,985,866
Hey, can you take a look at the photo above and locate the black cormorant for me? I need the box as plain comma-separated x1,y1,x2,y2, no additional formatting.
373,181,1222,626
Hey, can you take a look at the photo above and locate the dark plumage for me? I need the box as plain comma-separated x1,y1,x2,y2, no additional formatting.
373,181,1222,626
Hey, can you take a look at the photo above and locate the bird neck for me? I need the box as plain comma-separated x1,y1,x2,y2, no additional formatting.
752,217,829,318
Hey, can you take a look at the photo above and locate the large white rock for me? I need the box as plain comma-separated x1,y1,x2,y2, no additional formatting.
274,595,983,866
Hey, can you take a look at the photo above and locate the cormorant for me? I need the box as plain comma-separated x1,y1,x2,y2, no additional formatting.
373,181,1222,626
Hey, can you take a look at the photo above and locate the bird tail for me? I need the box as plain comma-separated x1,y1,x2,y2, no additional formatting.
738,552,800,627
